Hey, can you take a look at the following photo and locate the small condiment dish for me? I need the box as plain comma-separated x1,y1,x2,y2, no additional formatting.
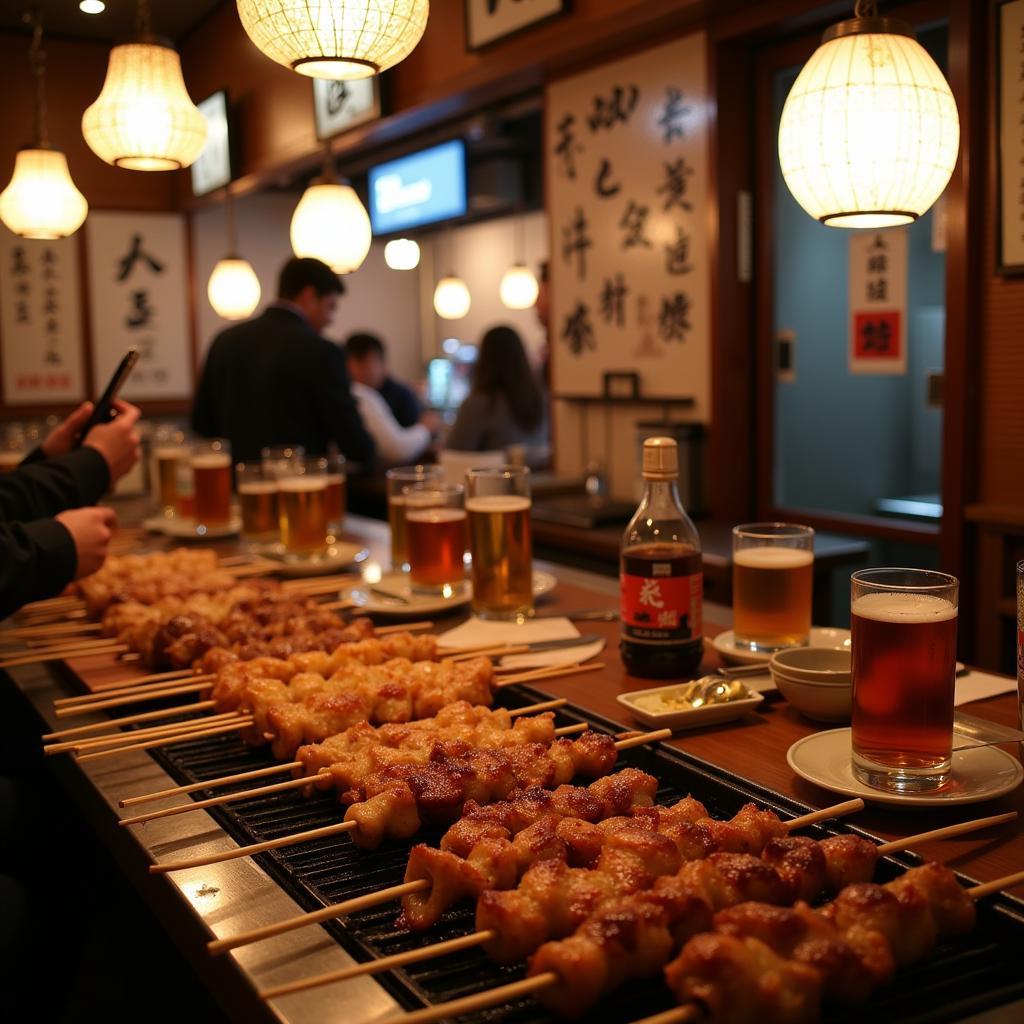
617,677,764,730
769,646,852,684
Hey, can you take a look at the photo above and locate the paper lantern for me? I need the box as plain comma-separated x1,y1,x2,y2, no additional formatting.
778,2,959,228
1,148,88,240
384,237,420,270
290,181,372,273
208,257,261,320
82,40,208,171
236,0,429,80
433,275,471,319
499,264,539,310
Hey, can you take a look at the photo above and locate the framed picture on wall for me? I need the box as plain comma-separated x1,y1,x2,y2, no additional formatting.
464,0,569,50
312,78,381,140
997,0,1024,273
190,90,233,198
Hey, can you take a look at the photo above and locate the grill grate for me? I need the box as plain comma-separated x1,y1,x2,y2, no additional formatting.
144,689,1024,1024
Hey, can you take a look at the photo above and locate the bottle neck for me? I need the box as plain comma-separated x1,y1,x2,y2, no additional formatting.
641,477,682,517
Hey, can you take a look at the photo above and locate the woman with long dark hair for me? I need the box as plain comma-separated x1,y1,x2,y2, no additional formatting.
444,325,549,463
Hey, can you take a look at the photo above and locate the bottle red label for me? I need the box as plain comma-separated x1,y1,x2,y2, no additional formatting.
620,545,702,644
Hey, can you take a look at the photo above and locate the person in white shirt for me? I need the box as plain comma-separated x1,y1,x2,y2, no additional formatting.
349,381,437,466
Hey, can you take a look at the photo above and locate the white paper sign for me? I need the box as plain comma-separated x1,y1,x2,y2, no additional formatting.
848,227,908,376
465,0,566,48
313,78,380,140
1000,0,1024,268
86,211,192,399
0,232,86,404
546,33,711,414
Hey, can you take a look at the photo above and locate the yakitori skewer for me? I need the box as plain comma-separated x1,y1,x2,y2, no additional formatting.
0,640,130,668
53,668,202,706
44,700,220,741
220,795,865,963
44,711,245,754
147,729,671,873
75,717,257,762
372,846,1024,1024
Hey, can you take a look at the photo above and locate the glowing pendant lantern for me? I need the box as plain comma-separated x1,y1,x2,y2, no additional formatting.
778,0,959,228
236,0,430,80
82,1,207,171
384,237,420,270
433,275,471,319
207,189,261,320
499,264,539,310
0,16,87,239
290,145,371,273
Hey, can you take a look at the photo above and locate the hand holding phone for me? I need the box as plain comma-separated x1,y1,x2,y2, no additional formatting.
83,400,142,484
75,348,139,445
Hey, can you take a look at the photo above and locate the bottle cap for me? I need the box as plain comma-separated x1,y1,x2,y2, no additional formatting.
642,436,678,480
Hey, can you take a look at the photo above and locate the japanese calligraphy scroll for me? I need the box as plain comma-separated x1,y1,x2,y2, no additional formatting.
546,31,710,415
85,211,192,400
998,0,1024,271
0,233,86,405
848,228,908,375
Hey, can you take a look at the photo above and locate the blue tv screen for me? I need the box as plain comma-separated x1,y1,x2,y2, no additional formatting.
368,139,467,235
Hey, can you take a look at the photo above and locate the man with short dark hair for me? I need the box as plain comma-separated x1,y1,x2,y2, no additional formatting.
345,332,422,428
192,257,375,465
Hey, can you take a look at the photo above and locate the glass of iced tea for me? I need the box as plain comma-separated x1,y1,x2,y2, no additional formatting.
191,439,232,529
152,426,189,518
277,458,328,559
851,568,959,793
386,464,443,571
405,483,467,594
466,465,533,621
732,523,814,652
236,462,279,546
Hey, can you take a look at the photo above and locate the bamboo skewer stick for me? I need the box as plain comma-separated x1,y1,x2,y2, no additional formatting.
54,669,198,706
75,717,255,762
218,800,865,961
43,700,219,741
56,672,212,706
54,680,216,717
46,712,245,755
118,699,569,809
447,644,531,662
150,821,358,874
495,661,605,687
23,633,117,650
0,621,102,639
0,642,129,668
377,621,433,635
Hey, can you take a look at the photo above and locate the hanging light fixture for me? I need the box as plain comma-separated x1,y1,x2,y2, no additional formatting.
498,215,537,309
432,227,470,319
236,0,430,81
778,0,959,229
384,237,420,270
82,0,207,171
290,143,372,273
207,188,261,320
0,13,88,239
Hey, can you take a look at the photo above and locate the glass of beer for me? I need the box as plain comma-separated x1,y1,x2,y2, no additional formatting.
386,464,443,571
319,453,347,541
851,568,959,793
405,483,467,594
261,444,305,478
466,465,533,620
152,426,189,518
0,424,27,474
732,523,815,651
278,459,329,559
236,462,279,546
191,439,232,529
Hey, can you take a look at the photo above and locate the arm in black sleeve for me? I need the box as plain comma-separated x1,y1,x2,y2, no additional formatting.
191,335,224,438
0,519,78,619
0,448,110,523
315,343,377,468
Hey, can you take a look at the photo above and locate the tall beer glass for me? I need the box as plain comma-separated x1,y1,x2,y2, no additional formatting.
261,444,305,479
0,425,26,474
732,523,814,651
467,466,533,620
320,453,347,540
386,465,443,571
278,459,328,558
237,462,279,544
406,483,467,593
191,439,232,529
152,426,189,518
851,568,959,793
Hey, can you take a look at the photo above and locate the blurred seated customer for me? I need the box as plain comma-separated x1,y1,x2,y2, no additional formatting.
0,400,141,618
350,380,439,467
444,325,549,466
192,257,375,467
345,332,422,428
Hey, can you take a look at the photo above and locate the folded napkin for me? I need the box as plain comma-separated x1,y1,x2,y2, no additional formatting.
438,616,606,671
954,670,1018,707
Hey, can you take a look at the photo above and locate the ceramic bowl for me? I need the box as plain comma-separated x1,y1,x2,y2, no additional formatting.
769,646,852,685
770,669,852,723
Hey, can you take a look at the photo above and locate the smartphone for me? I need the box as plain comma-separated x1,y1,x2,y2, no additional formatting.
75,348,139,445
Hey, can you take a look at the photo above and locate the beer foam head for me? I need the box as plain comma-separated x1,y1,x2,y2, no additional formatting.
237,480,277,495
465,495,531,514
190,452,231,469
278,476,326,493
734,546,814,569
406,506,467,524
852,591,957,623
154,445,189,459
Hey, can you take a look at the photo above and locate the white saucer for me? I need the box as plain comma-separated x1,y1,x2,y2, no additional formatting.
343,569,556,617
260,542,369,578
160,516,242,540
711,627,852,666
787,728,1023,806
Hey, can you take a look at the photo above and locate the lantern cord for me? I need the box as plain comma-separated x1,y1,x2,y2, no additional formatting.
322,142,336,183
223,186,238,254
854,0,878,17
136,0,152,37
514,214,526,265
24,9,47,148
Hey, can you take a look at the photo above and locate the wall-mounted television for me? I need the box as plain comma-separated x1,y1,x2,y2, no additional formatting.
190,90,232,197
368,139,467,235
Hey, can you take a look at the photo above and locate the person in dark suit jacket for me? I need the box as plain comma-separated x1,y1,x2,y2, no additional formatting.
191,258,376,467
345,332,422,429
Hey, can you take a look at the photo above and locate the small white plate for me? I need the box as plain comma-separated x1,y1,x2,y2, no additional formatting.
261,543,369,578
618,684,764,731
160,516,242,540
343,569,557,617
711,627,852,666
787,728,1023,807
